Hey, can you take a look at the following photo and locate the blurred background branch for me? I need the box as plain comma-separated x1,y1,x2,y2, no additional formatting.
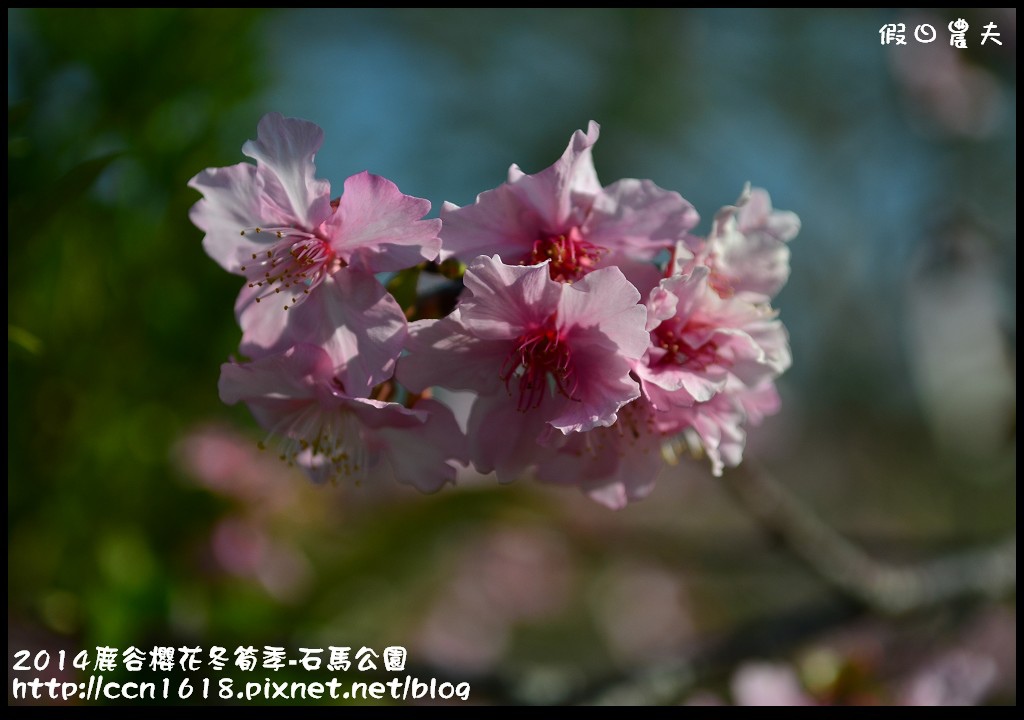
408,459,1017,705
721,462,1016,616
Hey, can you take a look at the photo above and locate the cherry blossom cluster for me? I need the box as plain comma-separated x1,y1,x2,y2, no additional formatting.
190,114,798,508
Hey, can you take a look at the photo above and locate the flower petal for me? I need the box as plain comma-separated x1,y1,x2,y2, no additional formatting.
219,344,330,406
705,186,800,302
323,171,441,272
189,163,282,274
534,414,664,509
547,337,641,433
241,112,332,230
464,392,558,481
459,256,562,339
240,270,408,397
438,187,544,263
374,398,468,493
585,178,699,260
506,121,602,229
397,313,510,395
558,267,648,359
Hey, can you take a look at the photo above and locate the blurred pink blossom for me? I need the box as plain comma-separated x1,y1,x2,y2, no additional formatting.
415,526,572,672
731,661,815,706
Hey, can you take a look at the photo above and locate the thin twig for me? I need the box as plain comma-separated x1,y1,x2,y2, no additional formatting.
719,461,1016,615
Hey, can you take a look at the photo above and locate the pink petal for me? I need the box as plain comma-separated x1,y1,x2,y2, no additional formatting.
323,171,441,272
535,426,663,510
611,257,665,302
585,178,699,260
241,113,332,230
375,399,468,493
239,270,408,397
397,313,510,395
737,382,781,426
722,321,791,387
189,163,281,274
558,266,648,359
714,227,792,302
438,187,544,263
645,284,679,331
342,395,426,429
459,257,562,339
234,282,290,358
218,344,334,433
636,360,724,404
684,396,748,477
739,188,801,242
506,121,602,229
659,267,710,319
464,392,558,481
707,186,800,302
547,338,640,433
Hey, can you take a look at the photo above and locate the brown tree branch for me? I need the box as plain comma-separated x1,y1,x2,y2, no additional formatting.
719,461,1016,615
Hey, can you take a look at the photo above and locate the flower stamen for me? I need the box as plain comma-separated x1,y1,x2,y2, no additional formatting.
501,316,580,411
653,317,721,372
528,227,605,282
258,403,367,485
239,226,337,310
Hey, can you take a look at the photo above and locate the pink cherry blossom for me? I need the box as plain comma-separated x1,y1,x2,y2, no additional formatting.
676,185,800,302
189,112,441,348
440,122,698,287
398,255,649,475
633,262,789,479
219,344,466,492
637,266,791,409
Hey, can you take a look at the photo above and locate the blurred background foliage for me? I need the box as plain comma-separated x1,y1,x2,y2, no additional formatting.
8,8,1015,705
